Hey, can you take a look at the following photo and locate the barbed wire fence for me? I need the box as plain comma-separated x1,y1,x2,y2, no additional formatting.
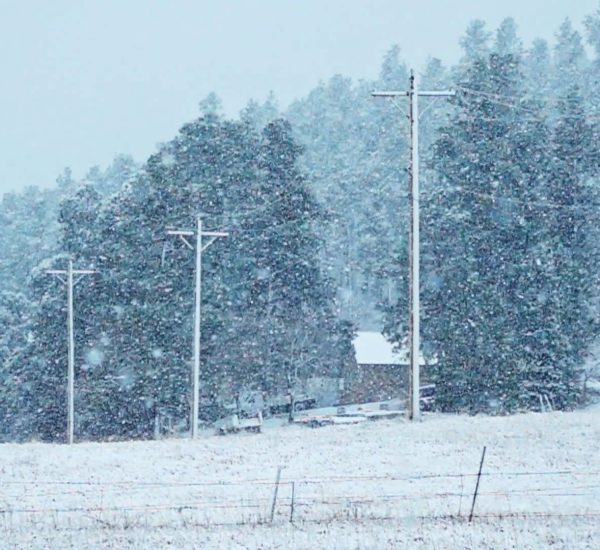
2,465,600,532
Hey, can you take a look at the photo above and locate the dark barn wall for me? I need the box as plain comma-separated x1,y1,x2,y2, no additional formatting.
349,364,409,403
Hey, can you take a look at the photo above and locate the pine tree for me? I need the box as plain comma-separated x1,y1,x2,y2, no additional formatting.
240,92,279,130
417,50,555,412
523,39,552,99
459,20,491,64
553,19,588,99
527,85,600,409
21,111,353,440
286,51,411,328
0,290,34,441
494,18,523,57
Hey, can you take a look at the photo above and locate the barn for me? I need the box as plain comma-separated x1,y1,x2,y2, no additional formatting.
350,331,428,403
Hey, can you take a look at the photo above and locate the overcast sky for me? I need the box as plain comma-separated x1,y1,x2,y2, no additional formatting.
1,0,598,193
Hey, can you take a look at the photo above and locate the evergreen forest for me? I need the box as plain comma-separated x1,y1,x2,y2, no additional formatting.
2,13,600,441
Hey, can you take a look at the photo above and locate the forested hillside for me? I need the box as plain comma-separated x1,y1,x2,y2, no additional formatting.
2,12,600,440
286,16,600,413
1,113,353,441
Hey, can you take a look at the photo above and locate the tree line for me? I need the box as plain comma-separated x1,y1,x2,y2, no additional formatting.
1,116,353,441
3,12,600,440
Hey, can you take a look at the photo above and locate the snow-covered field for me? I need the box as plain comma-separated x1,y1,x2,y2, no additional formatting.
1,405,599,549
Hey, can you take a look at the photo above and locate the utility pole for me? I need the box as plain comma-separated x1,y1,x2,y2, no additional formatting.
46,260,96,444
372,71,454,421
166,216,228,438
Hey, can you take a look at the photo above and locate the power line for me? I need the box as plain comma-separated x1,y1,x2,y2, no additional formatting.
424,185,600,211
457,85,600,124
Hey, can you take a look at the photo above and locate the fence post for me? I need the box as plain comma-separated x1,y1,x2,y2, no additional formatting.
289,481,295,523
469,446,487,522
458,473,464,516
270,465,283,523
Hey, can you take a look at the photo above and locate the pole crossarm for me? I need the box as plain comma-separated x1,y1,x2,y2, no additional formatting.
202,231,229,238
371,90,455,97
371,71,455,422
47,269,96,288
167,229,228,238
165,217,228,439
167,229,228,253
46,269,96,276
371,91,410,97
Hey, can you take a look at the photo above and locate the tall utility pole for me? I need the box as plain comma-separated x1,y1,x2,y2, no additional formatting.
372,71,454,421
166,216,228,439
46,260,96,444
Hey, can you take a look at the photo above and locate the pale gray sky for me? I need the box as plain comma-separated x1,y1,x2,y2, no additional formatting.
0,0,598,193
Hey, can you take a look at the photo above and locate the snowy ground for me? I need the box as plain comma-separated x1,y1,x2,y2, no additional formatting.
1,404,599,549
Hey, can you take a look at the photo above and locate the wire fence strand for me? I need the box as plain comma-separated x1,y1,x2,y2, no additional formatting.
2,467,599,530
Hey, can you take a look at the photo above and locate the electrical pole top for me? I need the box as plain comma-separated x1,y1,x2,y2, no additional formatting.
166,230,194,237
371,90,455,98
46,269,96,275
166,229,229,238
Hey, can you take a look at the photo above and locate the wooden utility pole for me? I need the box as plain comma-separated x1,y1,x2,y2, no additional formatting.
166,217,228,438
372,71,454,420
46,260,96,444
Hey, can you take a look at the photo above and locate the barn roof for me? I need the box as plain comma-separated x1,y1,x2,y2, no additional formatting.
352,331,426,366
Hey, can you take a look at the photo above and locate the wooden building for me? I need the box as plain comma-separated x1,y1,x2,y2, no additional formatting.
349,331,427,404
